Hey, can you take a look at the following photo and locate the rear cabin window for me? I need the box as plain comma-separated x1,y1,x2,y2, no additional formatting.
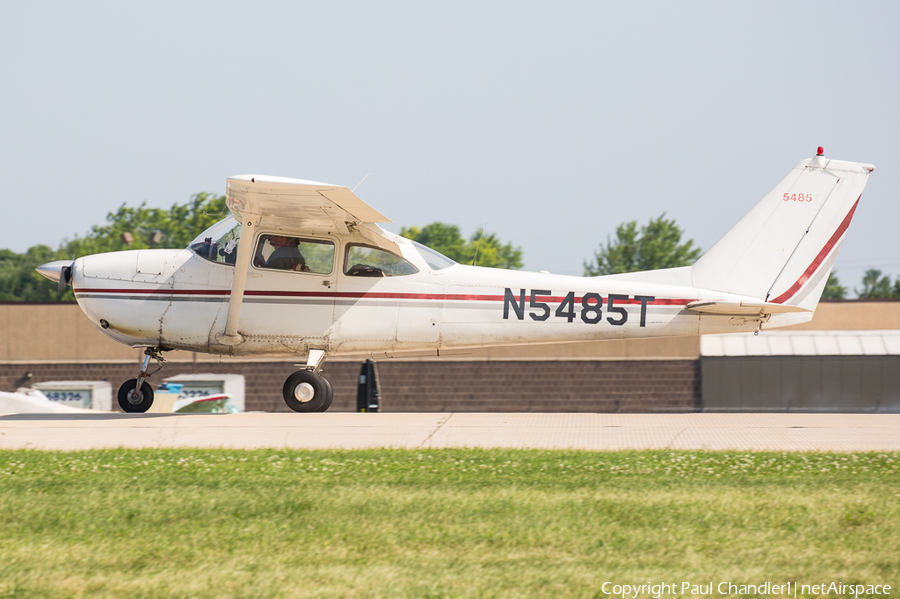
344,245,419,277
253,235,334,274
411,241,456,270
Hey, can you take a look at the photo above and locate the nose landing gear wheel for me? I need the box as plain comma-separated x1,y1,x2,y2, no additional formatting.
116,347,164,413
283,370,333,413
117,379,155,413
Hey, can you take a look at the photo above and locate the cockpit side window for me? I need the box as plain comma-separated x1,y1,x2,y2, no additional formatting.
253,235,334,274
344,245,419,277
189,219,241,265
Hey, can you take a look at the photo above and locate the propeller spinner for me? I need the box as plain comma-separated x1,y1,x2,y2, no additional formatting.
35,260,74,296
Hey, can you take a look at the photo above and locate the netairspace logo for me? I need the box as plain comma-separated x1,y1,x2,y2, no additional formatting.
600,582,892,598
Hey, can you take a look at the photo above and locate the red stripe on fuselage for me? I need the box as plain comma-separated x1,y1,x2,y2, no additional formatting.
769,196,860,305
72,288,504,301
73,288,695,305
73,288,228,295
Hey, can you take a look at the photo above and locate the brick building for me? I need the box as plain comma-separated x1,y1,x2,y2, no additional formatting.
2,301,898,412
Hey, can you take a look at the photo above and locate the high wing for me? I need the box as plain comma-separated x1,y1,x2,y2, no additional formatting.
225,174,398,254
219,175,399,347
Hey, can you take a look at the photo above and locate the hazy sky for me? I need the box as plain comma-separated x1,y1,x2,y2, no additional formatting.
2,1,898,293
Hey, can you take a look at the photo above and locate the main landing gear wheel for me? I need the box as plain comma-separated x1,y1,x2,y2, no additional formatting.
283,370,333,413
118,379,154,413
317,376,334,412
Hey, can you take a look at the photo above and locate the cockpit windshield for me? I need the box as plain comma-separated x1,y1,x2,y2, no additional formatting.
188,216,242,265
411,241,456,270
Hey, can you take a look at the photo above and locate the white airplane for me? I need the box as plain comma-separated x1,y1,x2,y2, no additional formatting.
37,148,874,413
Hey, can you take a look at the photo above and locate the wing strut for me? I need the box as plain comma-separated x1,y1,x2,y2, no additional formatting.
218,219,256,345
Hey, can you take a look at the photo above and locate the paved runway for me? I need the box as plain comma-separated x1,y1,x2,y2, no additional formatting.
1,412,899,452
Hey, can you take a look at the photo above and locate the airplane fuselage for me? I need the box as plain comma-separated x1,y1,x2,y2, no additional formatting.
38,152,874,413
70,237,802,359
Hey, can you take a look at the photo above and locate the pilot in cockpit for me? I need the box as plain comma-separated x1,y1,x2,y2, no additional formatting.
255,235,310,272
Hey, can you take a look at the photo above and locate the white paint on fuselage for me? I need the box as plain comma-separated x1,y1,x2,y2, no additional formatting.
72,234,782,359
58,154,878,362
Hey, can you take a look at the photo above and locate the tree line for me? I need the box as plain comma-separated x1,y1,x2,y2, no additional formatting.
0,193,891,301
0,193,228,301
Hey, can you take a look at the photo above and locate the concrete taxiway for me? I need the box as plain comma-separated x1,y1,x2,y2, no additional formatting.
1,412,899,452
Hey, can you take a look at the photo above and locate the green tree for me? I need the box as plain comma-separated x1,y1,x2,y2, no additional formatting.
399,222,523,269
821,272,847,300
398,223,467,262
1,193,228,301
465,231,523,269
856,269,897,299
584,213,701,276
0,245,67,301
60,192,227,257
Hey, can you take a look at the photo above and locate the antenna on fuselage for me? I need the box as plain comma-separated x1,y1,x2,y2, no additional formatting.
471,227,485,266
352,173,371,193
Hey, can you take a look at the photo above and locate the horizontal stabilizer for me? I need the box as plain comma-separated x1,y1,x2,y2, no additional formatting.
686,300,811,316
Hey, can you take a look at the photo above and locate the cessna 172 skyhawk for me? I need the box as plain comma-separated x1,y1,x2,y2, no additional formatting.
37,148,874,413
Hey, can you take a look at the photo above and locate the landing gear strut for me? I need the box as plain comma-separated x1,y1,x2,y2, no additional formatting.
282,349,334,413
117,348,165,413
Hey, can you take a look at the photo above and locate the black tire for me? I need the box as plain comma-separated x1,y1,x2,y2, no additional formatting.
316,376,334,412
282,370,327,413
117,379,154,413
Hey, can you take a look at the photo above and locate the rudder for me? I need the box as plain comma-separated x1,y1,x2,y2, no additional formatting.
692,150,874,309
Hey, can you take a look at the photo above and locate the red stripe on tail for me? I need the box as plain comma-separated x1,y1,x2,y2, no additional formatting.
770,196,860,305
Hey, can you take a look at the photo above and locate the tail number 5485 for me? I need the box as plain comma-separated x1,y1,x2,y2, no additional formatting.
502,289,655,327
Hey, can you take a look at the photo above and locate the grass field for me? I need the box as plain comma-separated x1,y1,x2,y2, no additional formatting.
1,448,898,598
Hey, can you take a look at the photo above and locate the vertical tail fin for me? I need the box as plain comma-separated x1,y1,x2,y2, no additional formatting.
692,150,875,310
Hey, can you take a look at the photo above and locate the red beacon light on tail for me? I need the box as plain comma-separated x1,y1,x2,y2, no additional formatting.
812,146,827,167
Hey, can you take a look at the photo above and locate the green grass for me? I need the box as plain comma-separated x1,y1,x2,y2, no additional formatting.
0,449,898,598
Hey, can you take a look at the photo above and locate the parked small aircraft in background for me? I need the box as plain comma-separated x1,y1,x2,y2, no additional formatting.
37,148,874,413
